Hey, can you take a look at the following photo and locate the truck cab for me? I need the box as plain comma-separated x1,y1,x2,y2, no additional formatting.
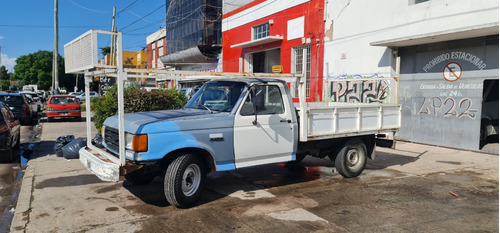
102,79,297,169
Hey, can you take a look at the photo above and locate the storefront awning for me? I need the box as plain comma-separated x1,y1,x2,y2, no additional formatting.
230,36,283,48
371,23,499,48
160,46,218,66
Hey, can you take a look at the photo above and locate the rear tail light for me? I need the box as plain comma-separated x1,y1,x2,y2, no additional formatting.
23,105,30,114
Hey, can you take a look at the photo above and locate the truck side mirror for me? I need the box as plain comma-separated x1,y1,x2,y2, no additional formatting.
251,87,266,125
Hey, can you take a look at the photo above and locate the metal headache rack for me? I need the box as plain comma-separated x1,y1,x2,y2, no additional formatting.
64,29,400,182
64,30,306,181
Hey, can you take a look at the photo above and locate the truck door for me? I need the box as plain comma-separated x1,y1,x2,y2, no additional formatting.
233,83,296,168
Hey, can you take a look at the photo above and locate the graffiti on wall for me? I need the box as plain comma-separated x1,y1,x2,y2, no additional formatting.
418,96,477,119
415,82,482,120
328,74,390,103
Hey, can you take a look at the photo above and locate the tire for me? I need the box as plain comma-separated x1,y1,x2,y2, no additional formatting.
164,154,206,208
76,116,82,122
124,169,156,185
47,117,53,122
334,138,367,178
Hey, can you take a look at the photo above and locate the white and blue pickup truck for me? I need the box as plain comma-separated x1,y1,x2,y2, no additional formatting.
80,78,401,208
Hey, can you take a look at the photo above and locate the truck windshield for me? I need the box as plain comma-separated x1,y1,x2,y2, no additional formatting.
185,81,246,112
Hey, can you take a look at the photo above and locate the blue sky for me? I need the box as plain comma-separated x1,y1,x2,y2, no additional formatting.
0,0,166,72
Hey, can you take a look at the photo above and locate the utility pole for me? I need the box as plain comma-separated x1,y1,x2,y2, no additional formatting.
111,7,116,66
53,0,59,93
75,74,78,92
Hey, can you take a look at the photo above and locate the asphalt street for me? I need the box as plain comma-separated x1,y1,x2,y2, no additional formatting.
7,116,500,232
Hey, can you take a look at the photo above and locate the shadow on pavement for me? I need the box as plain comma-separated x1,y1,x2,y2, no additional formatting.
30,141,56,159
123,178,170,207
121,160,338,208
367,149,428,170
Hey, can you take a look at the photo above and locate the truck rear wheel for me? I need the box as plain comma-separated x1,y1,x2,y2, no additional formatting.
164,154,206,208
334,138,367,178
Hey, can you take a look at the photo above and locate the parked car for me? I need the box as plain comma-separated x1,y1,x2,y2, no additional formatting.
0,101,21,162
46,95,82,122
21,92,43,117
180,86,200,100
0,93,33,125
76,91,99,102
37,90,47,103
24,95,39,118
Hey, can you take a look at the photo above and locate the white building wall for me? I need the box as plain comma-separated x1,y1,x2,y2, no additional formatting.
147,28,166,45
222,0,252,14
324,0,499,79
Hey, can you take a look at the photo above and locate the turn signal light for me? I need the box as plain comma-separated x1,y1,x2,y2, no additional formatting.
132,134,148,152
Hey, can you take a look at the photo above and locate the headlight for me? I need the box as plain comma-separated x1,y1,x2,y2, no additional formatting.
125,133,134,150
125,133,148,152
101,126,106,140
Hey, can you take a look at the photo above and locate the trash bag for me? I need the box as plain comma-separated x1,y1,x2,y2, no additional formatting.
53,135,75,157
62,137,87,159
92,134,104,148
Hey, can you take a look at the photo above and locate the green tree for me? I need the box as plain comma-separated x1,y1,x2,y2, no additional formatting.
101,46,111,57
11,50,79,91
0,66,10,90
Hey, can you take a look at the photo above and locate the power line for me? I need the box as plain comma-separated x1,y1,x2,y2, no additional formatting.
67,0,109,14
120,4,166,31
122,18,165,33
116,0,142,16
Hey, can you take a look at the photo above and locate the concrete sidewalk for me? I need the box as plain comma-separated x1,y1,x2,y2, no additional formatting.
372,141,498,181
10,118,100,232
10,118,499,232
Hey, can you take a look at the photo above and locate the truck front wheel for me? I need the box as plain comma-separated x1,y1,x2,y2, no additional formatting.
164,154,206,208
334,138,367,178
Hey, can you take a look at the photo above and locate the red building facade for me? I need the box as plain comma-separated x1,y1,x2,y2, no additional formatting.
146,28,167,70
222,0,325,102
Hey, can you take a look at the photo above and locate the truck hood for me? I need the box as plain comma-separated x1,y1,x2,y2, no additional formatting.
103,108,232,133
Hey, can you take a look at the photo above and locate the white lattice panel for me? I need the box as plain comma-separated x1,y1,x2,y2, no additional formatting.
64,30,95,73
64,30,118,73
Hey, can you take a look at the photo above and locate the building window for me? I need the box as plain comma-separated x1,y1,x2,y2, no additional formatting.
253,23,269,40
292,45,311,98
240,85,284,116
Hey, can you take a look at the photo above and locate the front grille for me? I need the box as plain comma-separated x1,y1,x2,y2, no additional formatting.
104,127,119,152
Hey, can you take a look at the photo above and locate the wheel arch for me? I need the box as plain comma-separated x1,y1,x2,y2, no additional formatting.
328,135,376,161
361,135,376,160
160,147,216,172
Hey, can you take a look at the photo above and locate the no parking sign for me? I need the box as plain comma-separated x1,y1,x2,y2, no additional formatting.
442,62,462,82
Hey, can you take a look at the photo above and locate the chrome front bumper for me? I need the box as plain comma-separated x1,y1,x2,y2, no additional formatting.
79,147,119,182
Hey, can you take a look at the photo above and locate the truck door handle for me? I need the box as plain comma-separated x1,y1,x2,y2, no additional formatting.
280,119,292,123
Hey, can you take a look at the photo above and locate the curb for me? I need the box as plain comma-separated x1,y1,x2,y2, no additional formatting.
9,162,35,233
9,122,43,233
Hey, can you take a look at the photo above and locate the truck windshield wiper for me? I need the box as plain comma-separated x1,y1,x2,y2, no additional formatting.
198,105,213,114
